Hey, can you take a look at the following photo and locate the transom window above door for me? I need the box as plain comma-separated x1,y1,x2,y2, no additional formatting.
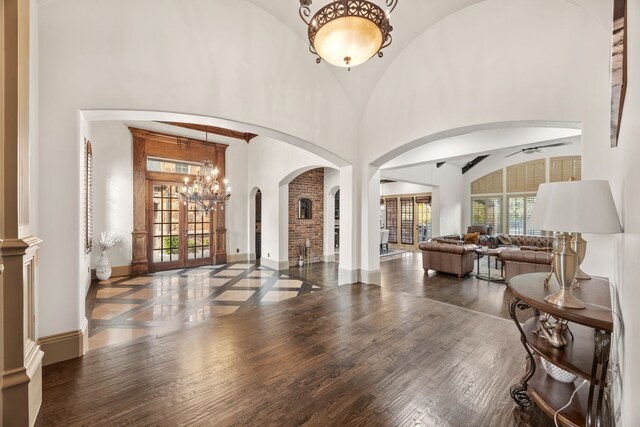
147,158,202,175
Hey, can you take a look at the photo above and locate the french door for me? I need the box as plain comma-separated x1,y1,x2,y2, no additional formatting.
148,182,213,271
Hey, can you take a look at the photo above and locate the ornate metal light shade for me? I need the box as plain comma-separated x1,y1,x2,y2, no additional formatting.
299,0,397,68
180,160,230,214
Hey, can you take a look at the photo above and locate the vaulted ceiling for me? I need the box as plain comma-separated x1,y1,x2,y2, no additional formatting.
245,0,611,115
245,0,487,113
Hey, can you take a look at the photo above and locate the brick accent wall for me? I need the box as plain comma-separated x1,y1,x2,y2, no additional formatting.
289,168,324,266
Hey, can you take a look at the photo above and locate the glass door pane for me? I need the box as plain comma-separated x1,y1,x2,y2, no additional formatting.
417,202,432,242
401,198,414,245
151,184,181,264
186,200,211,260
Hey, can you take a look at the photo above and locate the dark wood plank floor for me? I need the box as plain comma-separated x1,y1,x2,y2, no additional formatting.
37,254,552,426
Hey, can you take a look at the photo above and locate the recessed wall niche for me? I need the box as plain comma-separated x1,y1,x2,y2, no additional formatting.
298,198,313,219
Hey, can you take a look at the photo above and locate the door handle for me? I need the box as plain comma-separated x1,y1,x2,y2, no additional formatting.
0,264,4,275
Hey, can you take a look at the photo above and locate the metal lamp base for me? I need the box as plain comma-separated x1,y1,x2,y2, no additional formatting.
572,233,591,282
576,266,591,280
545,287,586,309
547,232,585,309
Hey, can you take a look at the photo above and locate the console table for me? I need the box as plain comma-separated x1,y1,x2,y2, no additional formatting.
508,272,613,427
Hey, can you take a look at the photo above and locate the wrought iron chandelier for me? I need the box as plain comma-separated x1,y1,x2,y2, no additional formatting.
299,0,398,68
179,134,231,214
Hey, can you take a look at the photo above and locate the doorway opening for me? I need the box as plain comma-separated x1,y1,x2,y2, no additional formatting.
255,189,262,261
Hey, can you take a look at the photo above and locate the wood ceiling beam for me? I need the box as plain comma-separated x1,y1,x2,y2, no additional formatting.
159,122,258,143
461,155,489,174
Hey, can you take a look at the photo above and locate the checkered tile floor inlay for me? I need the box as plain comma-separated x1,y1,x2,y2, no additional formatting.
87,262,325,351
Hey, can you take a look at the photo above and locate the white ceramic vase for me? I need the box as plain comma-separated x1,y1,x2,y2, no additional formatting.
96,251,112,281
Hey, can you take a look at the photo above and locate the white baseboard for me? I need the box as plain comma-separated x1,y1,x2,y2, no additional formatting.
323,254,336,263
338,268,359,285
227,253,252,262
360,269,381,285
260,257,289,271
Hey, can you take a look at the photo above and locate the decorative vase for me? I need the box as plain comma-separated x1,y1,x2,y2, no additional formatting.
541,358,577,384
96,251,112,281
298,259,304,267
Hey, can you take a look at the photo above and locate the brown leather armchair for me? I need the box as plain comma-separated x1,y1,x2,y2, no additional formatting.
467,225,493,235
499,249,552,284
419,242,477,278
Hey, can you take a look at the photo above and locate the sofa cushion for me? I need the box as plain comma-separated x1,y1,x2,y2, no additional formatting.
419,242,477,254
431,237,460,245
499,249,552,265
464,232,480,244
497,234,512,245
509,235,554,248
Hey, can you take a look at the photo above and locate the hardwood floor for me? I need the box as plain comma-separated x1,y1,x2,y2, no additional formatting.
86,263,325,350
37,255,551,426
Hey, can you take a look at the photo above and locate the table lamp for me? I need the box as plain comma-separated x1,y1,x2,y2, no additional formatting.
528,180,622,309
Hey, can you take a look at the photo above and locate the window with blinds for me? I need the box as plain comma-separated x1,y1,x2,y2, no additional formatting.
385,199,398,243
471,197,502,233
400,198,414,245
508,195,540,235
85,140,93,253
550,156,581,182
471,170,503,194
506,159,545,193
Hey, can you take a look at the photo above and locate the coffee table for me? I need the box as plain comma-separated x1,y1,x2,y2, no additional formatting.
475,248,505,283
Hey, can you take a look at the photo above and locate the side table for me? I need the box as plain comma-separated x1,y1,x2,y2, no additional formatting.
508,272,613,427
475,248,505,283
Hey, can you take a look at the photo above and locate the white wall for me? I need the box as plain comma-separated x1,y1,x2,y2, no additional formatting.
380,182,432,196
381,164,463,238
88,122,134,270
247,136,336,270
37,0,357,338
362,0,609,166
606,1,640,424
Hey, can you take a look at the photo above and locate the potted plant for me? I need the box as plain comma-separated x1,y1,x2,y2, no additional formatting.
95,231,124,280
298,245,305,267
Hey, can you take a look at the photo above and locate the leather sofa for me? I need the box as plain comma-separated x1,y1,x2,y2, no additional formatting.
499,249,553,284
419,241,477,278
490,234,555,252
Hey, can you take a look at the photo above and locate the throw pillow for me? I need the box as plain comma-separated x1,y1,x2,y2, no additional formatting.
463,232,480,245
498,234,512,245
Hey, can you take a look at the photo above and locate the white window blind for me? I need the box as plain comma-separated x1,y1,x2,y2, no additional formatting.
471,197,502,233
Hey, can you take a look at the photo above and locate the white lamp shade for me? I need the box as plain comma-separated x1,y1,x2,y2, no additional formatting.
528,180,622,233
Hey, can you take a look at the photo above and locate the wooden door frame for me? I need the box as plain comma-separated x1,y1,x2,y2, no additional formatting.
130,127,228,274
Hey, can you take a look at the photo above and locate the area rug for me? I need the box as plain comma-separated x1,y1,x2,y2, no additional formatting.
380,249,408,258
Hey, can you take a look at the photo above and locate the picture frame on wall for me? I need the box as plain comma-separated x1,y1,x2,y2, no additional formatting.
610,0,627,147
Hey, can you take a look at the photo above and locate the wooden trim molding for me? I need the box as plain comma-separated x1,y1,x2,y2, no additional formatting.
38,319,88,367
1,237,43,427
130,127,228,273
159,121,258,143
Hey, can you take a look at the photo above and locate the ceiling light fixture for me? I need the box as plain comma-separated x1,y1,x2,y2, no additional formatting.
299,0,398,69
180,133,231,214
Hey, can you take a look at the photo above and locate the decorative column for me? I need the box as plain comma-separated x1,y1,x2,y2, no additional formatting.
214,145,228,264
1,0,44,424
131,133,148,274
